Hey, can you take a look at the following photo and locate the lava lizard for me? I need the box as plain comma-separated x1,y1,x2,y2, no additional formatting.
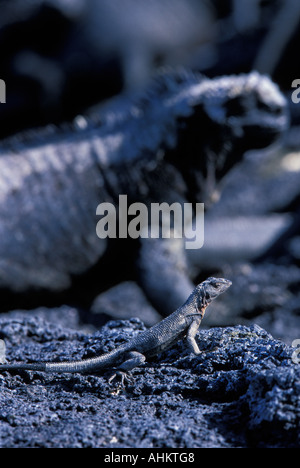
0,277,231,380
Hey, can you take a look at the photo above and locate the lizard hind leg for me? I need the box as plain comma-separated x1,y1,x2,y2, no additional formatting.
108,351,146,387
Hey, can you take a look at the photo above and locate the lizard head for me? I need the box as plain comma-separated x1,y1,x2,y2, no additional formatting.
195,277,232,311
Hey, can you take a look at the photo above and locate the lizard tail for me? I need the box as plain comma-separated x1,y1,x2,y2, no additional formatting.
0,362,47,372
0,339,47,372
44,346,127,374
0,344,128,374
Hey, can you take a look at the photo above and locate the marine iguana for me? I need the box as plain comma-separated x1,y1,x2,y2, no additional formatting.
0,69,288,313
0,277,231,380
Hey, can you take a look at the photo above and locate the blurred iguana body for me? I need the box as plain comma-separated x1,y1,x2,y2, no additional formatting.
0,69,288,313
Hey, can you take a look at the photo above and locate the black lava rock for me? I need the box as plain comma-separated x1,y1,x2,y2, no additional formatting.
0,315,298,448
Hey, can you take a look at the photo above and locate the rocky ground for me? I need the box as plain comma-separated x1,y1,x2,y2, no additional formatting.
0,312,299,448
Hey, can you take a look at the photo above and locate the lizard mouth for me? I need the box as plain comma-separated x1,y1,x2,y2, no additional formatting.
244,122,287,149
242,105,288,145
234,102,289,150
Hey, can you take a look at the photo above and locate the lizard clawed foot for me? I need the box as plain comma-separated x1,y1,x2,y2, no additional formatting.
108,370,132,388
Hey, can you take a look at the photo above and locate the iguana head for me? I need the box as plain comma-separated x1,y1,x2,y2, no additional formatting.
200,71,288,151
166,70,288,204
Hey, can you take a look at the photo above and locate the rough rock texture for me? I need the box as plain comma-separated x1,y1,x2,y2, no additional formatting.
0,315,298,448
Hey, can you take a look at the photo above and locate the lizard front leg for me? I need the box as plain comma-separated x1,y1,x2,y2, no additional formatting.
186,318,202,355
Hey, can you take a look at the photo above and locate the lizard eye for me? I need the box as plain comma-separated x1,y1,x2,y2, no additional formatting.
207,278,219,289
